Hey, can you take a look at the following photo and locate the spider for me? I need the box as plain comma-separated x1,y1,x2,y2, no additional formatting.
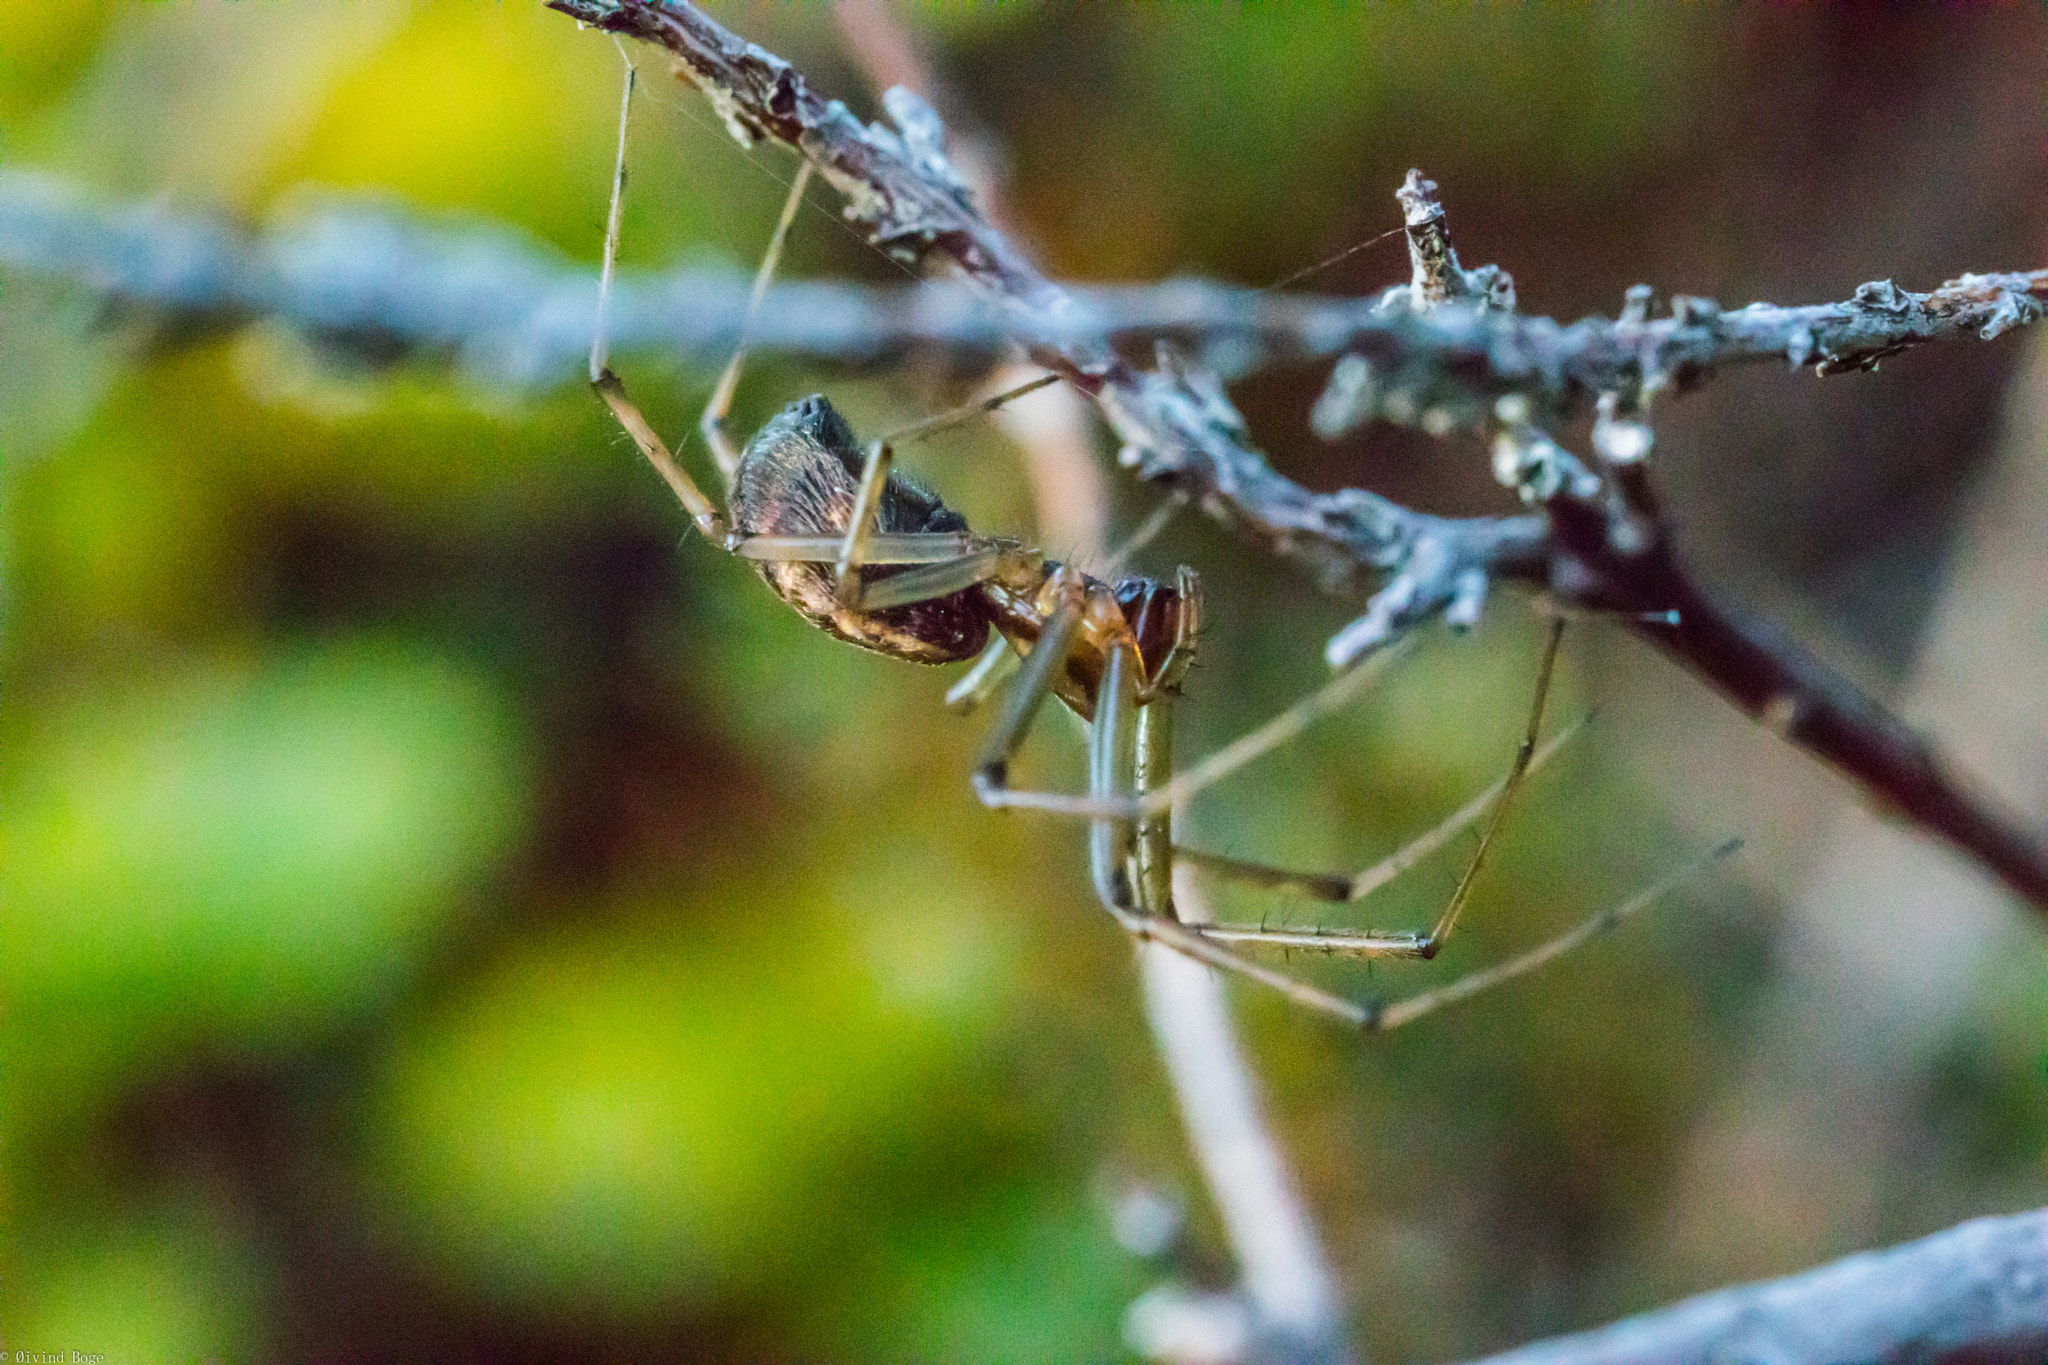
583,65,1735,1029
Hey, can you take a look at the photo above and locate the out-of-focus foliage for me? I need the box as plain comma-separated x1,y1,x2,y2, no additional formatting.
3,4,2044,1360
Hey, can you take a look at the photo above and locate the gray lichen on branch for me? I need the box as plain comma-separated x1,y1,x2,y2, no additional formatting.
10,167,2040,428
541,0,2048,918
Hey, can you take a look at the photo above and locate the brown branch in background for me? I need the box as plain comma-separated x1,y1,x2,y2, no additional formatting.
1462,1204,2048,1365
544,0,2048,919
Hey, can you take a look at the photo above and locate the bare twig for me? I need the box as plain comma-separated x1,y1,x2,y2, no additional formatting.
1463,1204,2048,1365
542,0,2048,916
1135,872,1349,1365
834,15,1345,1359
0,167,1021,385
13,165,2034,414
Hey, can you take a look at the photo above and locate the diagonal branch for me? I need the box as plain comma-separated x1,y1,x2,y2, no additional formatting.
543,0,2048,916
545,0,1548,622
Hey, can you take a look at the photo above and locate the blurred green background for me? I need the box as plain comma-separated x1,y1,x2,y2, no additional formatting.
4,4,2046,1360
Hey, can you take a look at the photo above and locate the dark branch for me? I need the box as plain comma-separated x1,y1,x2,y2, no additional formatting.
546,0,1548,628
1465,1205,2048,1365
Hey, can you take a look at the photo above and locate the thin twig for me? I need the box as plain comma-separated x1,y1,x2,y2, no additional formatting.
1137,871,1350,1365
17,165,2034,416
9,166,2041,408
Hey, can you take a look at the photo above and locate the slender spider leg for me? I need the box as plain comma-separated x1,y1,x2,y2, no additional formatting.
971,570,1086,794
880,372,1066,449
1130,677,1176,918
975,635,1413,821
1175,708,1590,906
1084,638,1374,1024
1137,565,1201,703
1188,839,1740,1023
701,160,816,485
584,59,730,542
1416,615,1566,951
1355,838,1743,1031
1185,617,1567,963
1099,493,1187,577
945,637,1020,713
831,373,1063,608
594,370,727,542
1172,847,1354,904
732,533,982,564
851,545,1009,610
589,47,635,386
1088,639,1141,914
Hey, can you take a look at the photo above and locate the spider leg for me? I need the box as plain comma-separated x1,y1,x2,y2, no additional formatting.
1099,493,1186,577
730,530,1041,618
830,374,1062,609
1181,624,1735,1028
945,637,1020,714
588,47,634,387
1085,641,1374,1024
1417,615,1566,952
1346,838,1743,1031
1172,847,1356,904
585,52,736,544
1161,626,1737,1027
974,634,1411,822
731,532,983,565
1172,708,1590,906
701,161,815,484
971,569,1087,807
592,371,726,542
1135,565,1202,704
1186,617,1566,964
1174,838,1741,1025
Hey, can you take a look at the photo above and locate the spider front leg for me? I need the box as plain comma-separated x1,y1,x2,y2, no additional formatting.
1181,617,1573,952
964,578,1377,1024
1167,619,1569,979
829,373,1063,610
585,50,795,542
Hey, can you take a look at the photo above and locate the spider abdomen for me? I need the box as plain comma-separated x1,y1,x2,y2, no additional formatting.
730,394,993,664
